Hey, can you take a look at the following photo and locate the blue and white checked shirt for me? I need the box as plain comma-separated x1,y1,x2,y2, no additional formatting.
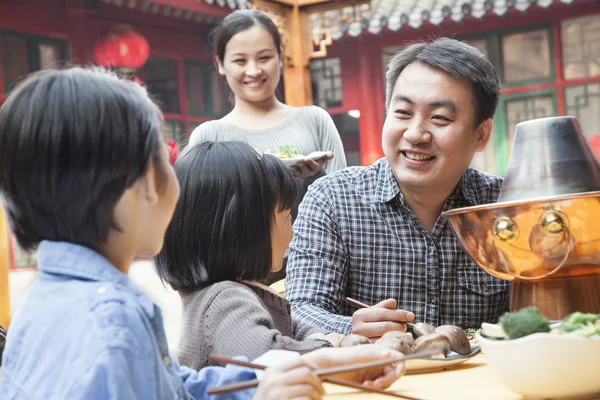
0,241,256,400
285,158,510,334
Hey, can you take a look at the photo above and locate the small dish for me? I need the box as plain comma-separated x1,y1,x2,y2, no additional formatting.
405,346,481,374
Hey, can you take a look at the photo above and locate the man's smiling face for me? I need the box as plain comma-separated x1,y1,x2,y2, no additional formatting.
382,62,491,192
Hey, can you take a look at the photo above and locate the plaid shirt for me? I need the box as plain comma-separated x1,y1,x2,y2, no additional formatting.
0,324,6,366
285,158,510,334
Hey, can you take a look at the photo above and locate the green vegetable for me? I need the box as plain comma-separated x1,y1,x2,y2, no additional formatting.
554,324,600,338
559,312,598,332
464,328,480,337
549,312,600,337
274,145,298,159
499,306,550,340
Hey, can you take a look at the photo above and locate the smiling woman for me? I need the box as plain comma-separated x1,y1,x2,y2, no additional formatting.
187,10,348,283
187,11,346,202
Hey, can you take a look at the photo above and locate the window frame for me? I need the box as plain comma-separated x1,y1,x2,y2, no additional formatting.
496,24,556,88
185,59,230,119
0,29,69,99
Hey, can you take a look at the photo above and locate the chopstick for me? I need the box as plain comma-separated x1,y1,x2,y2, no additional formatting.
345,297,415,327
207,350,437,396
208,356,420,399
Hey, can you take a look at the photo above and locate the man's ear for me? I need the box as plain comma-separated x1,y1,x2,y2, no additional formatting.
476,118,493,152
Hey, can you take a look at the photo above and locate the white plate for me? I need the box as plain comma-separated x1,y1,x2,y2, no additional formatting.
405,346,481,374
278,156,306,167
276,151,332,167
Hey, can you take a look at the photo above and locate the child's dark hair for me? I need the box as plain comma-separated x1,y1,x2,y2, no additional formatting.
0,67,165,252
155,141,296,291
211,9,282,63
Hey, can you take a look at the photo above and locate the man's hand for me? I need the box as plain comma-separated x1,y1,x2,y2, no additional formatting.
302,344,405,389
351,298,415,339
289,153,334,178
255,358,324,400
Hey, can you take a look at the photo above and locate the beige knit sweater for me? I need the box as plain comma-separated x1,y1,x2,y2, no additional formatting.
177,281,331,369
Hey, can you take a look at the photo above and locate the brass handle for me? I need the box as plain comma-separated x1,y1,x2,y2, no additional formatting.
539,210,569,236
493,216,519,243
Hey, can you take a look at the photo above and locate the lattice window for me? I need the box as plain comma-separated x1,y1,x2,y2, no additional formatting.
505,95,555,150
141,55,180,114
185,61,231,118
465,38,488,58
565,83,600,159
1,31,68,94
309,57,343,109
562,15,600,80
331,112,360,166
501,29,552,83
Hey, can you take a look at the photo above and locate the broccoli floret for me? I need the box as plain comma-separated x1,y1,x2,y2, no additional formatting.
560,312,599,333
464,328,480,338
499,307,550,340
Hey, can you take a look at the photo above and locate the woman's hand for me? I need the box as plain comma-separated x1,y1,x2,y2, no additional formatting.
254,358,324,400
290,153,334,179
301,345,405,389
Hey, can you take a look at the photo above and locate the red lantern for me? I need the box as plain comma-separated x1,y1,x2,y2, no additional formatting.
93,25,150,75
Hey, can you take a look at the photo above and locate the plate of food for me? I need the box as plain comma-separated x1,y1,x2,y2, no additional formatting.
337,322,481,375
267,145,331,167
404,346,481,374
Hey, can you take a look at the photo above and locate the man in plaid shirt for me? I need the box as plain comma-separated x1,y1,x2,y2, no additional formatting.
285,38,510,338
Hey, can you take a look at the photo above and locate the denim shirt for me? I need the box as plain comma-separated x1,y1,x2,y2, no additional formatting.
0,241,256,399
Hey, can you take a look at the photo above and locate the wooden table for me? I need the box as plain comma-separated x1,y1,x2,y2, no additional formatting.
324,355,521,400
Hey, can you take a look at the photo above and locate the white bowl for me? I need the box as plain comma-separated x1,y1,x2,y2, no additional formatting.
477,332,600,399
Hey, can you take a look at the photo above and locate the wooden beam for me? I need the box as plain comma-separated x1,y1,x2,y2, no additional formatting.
300,0,369,14
0,205,11,328
270,0,296,6
134,0,233,18
283,4,312,106
297,0,335,6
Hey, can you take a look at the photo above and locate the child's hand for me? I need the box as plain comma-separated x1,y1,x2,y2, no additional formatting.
301,345,405,389
254,358,324,400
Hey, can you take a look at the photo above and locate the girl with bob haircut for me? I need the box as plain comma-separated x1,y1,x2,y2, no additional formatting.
155,141,346,370
0,68,406,399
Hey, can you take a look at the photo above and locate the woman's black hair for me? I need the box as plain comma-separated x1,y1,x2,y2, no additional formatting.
155,141,296,291
0,67,165,252
211,9,282,63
